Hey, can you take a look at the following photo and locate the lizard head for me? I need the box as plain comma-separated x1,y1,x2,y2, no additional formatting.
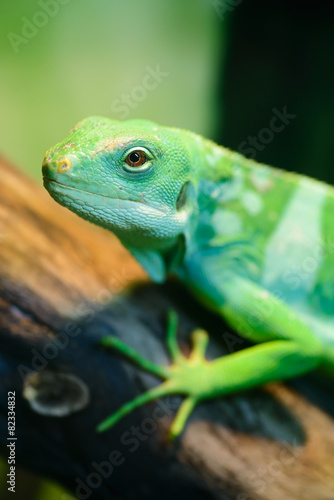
42,116,196,256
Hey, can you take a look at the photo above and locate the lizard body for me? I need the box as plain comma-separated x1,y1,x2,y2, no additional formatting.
42,116,334,438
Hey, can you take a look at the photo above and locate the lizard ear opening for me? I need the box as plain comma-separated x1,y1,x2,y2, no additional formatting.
176,181,193,211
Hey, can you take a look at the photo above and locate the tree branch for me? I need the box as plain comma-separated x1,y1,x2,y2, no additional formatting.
0,159,333,500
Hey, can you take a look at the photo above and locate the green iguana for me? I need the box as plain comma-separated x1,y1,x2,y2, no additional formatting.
42,116,334,439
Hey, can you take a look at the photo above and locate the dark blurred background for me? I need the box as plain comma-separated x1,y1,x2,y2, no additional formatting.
1,0,333,498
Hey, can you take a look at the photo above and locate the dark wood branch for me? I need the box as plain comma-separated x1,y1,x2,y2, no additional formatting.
0,158,334,500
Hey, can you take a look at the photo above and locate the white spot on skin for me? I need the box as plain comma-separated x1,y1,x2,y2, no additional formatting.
250,168,274,193
263,179,328,299
205,147,225,168
241,190,264,215
195,136,203,148
211,209,243,236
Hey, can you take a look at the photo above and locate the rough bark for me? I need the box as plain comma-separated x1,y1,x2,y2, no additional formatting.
0,158,333,500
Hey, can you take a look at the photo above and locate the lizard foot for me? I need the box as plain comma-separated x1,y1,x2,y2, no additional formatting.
97,310,211,440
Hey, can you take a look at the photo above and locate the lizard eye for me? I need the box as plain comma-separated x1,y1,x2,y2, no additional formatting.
123,147,153,173
125,150,147,168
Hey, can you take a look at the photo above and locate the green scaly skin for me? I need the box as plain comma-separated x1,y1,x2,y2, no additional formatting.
42,116,334,439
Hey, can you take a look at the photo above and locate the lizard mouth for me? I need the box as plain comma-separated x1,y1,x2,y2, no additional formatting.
43,177,168,215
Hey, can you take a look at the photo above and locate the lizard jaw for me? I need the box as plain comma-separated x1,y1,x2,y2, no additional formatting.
43,178,185,243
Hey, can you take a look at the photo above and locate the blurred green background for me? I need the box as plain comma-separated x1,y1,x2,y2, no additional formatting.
1,0,222,182
1,0,333,499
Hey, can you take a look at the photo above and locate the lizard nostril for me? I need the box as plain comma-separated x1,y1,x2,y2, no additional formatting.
57,158,72,174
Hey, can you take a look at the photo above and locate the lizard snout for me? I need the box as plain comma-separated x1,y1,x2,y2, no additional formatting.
42,156,73,178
